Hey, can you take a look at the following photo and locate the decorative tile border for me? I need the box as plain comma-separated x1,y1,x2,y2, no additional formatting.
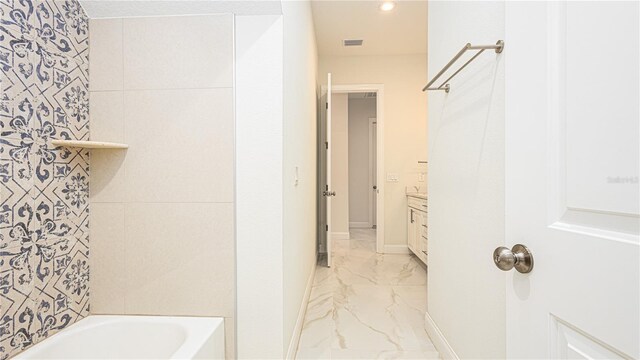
0,0,89,358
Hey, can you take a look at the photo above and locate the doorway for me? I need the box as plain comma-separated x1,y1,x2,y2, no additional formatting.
318,83,385,267
345,93,377,232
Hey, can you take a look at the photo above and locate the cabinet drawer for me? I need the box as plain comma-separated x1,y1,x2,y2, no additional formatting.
420,234,428,265
408,196,428,211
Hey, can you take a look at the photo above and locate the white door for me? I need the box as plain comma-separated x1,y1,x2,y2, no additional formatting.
369,118,377,228
318,73,334,267
326,73,333,267
504,2,639,359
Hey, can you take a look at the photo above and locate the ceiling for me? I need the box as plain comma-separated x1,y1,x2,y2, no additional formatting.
311,0,427,57
79,0,282,18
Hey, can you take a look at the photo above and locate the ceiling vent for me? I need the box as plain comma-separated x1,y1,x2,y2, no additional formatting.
343,39,364,47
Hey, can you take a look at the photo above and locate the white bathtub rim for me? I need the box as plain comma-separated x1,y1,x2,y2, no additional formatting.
15,315,225,359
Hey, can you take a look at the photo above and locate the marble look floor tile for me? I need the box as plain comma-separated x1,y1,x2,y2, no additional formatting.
296,229,437,360
298,282,334,349
296,346,332,360
332,285,432,352
330,349,440,359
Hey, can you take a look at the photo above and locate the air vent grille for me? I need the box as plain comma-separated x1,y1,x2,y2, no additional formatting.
364,92,377,98
343,39,364,47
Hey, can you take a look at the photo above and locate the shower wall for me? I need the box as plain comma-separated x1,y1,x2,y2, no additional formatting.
88,14,236,357
0,0,90,357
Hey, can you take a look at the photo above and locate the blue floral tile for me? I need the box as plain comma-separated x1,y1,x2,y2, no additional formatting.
0,295,37,359
0,0,88,356
0,137,34,250
0,195,32,250
49,76,88,140
51,239,88,306
0,132,35,195
29,237,88,340
0,244,34,299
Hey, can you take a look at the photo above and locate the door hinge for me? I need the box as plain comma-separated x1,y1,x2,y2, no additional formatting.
326,102,328,109
326,224,328,231
325,141,328,149
326,184,328,191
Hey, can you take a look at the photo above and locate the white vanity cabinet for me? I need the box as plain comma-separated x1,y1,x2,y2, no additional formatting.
407,195,427,265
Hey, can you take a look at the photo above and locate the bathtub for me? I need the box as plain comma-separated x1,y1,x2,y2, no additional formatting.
15,315,225,359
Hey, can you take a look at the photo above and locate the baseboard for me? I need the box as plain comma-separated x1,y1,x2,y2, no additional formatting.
424,312,459,360
383,244,410,254
349,222,371,228
331,232,350,240
285,261,317,359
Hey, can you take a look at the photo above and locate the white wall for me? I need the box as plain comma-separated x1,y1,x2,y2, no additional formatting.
236,1,319,358
236,14,285,359
426,1,506,358
281,0,319,357
330,93,350,236
318,55,427,247
348,98,376,226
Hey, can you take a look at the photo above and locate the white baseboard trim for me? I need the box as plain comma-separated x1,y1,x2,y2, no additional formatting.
349,222,371,229
286,261,317,359
424,312,459,360
331,232,350,240
383,245,410,254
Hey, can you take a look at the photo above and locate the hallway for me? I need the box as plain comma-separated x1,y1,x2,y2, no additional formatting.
296,229,439,359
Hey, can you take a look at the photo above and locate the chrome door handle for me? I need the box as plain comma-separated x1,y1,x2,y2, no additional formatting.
323,190,336,197
493,244,533,273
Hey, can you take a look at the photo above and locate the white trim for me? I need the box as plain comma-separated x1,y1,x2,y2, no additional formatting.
285,262,317,359
349,222,370,229
368,118,377,229
424,312,460,360
326,74,333,267
331,84,385,254
383,245,410,254
331,232,350,240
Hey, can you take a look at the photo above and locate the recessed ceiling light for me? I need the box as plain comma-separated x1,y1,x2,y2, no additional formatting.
380,1,395,11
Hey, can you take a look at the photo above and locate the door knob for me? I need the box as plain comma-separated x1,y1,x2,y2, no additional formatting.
323,190,336,197
493,244,533,273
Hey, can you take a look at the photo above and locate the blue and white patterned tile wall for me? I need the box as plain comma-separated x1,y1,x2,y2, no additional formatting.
0,0,89,358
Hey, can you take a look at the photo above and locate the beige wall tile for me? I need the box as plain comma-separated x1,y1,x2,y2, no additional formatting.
123,88,234,203
122,15,233,90
90,149,127,203
89,19,123,91
90,203,126,313
90,91,127,203
90,91,124,142
124,203,234,316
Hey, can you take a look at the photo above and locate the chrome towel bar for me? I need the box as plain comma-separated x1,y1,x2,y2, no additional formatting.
422,40,504,93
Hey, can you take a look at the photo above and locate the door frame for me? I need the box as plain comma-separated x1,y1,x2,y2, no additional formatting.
368,117,377,229
332,84,385,254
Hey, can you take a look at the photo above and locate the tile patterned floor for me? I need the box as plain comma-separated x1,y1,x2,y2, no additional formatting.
295,229,439,359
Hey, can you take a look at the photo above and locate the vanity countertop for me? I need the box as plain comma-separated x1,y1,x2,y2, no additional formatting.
406,193,427,200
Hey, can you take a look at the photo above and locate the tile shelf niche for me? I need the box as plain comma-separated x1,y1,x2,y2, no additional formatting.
51,140,129,149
